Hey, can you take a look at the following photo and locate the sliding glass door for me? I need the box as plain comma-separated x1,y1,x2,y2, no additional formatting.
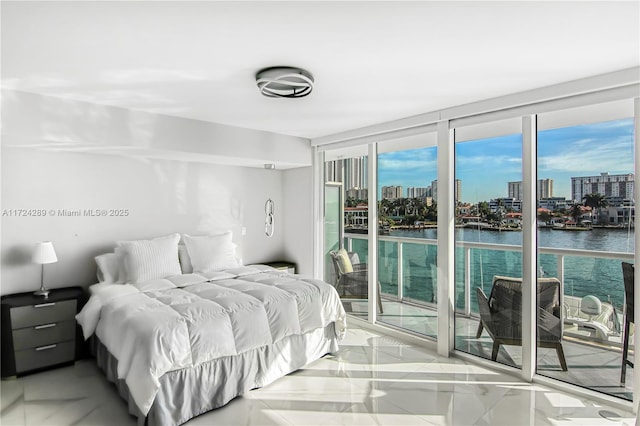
536,100,636,401
377,132,438,338
453,118,524,368
314,91,638,409
324,147,370,319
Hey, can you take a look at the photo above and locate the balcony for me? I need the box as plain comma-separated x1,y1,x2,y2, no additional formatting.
342,233,635,402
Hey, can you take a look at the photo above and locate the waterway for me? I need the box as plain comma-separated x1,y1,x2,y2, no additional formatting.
369,227,635,310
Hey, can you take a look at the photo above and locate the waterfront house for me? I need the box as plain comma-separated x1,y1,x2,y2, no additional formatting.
504,212,523,227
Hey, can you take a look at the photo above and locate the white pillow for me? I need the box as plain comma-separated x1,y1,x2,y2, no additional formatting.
117,233,181,283
183,232,241,273
94,248,126,284
178,245,193,274
178,242,240,274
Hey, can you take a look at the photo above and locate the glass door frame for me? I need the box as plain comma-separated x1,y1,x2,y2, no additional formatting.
312,78,640,413
323,181,343,286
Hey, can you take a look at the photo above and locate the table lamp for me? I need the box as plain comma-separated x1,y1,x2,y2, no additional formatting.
33,241,57,298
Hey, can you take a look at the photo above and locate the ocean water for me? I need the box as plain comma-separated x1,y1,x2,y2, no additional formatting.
367,227,635,311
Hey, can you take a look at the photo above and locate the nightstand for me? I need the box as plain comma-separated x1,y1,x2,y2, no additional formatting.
265,261,296,274
1,287,85,378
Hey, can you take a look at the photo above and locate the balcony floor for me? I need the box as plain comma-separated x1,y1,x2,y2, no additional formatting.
343,298,635,402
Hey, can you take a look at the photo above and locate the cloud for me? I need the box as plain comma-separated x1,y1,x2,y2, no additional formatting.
378,148,437,170
539,136,634,173
456,154,522,168
376,118,634,202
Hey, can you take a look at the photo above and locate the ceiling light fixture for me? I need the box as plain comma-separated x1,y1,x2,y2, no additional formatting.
255,66,314,98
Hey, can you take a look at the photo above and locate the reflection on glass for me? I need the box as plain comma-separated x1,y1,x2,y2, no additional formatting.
536,115,635,401
454,127,524,369
324,183,342,286
376,144,438,338
325,155,370,318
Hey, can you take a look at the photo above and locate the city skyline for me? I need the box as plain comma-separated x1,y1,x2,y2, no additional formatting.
377,117,635,203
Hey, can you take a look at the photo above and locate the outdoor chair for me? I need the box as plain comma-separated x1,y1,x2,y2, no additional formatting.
330,249,383,313
621,262,634,385
476,276,567,371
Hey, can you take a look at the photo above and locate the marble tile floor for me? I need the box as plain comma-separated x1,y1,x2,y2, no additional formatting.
1,325,637,426
350,299,636,401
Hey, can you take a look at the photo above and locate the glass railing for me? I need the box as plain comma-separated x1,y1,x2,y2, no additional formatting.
345,232,633,346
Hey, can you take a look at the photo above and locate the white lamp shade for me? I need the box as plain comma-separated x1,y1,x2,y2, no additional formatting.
33,241,58,264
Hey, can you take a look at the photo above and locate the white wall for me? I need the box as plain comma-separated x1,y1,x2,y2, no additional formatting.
282,167,314,275
1,90,311,295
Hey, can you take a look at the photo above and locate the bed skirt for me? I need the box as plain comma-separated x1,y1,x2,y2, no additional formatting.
92,323,340,426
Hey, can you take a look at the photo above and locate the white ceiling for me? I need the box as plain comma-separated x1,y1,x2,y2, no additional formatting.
2,1,639,140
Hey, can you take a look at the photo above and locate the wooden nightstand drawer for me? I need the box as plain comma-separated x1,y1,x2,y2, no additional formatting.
12,320,76,351
14,340,75,373
1,287,85,377
10,300,77,329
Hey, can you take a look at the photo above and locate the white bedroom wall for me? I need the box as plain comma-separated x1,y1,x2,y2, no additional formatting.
1,90,311,295
282,167,314,275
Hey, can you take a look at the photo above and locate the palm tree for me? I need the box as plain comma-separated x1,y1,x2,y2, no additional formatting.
582,193,608,225
378,198,392,216
569,203,583,224
391,197,410,216
424,203,437,222
477,201,490,221
537,209,552,225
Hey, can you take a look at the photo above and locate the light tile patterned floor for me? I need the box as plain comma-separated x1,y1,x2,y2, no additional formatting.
373,299,636,401
1,325,637,425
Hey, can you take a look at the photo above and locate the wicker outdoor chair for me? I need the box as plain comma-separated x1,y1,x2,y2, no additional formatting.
330,249,383,313
476,275,567,371
621,262,634,384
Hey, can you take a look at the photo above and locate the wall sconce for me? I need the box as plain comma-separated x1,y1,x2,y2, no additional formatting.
33,241,57,298
265,199,274,237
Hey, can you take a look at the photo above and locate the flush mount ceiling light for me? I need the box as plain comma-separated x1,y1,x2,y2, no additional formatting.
255,66,314,98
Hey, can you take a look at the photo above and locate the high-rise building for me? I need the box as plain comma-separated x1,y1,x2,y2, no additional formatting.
324,160,343,184
382,186,403,200
346,187,368,201
324,157,368,190
508,181,523,201
432,179,461,202
508,179,554,200
407,187,429,199
343,156,368,191
538,179,553,199
571,172,634,203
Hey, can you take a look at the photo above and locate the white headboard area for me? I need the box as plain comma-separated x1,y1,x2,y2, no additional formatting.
1,90,312,295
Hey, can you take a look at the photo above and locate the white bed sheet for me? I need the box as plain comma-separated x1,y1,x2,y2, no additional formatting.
76,266,346,416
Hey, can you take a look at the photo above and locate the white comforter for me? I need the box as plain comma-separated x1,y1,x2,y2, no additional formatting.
76,265,346,416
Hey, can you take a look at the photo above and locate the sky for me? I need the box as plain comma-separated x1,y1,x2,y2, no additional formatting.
377,118,635,204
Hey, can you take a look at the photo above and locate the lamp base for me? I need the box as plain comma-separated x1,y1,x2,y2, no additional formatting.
33,288,50,298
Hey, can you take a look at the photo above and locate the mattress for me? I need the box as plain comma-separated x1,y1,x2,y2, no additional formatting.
93,323,339,426
77,265,346,424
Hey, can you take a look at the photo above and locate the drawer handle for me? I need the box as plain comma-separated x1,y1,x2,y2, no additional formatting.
34,303,56,308
35,344,57,351
34,323,56,330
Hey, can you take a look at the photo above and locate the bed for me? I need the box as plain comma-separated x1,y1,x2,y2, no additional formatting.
76,232,346,426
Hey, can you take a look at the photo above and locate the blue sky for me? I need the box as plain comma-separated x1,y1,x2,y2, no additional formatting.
377,118,635,203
